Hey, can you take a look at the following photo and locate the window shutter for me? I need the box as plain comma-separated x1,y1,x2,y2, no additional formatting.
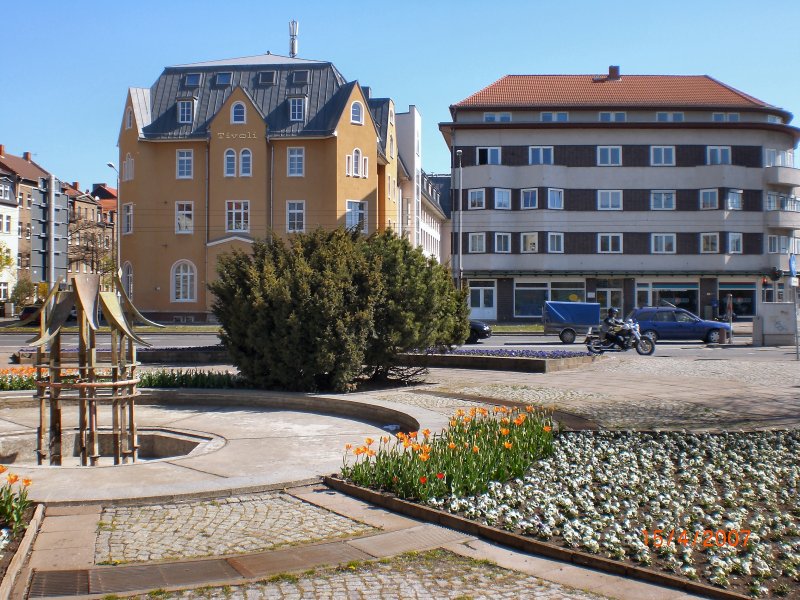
362,156,369,178
346,155,352,176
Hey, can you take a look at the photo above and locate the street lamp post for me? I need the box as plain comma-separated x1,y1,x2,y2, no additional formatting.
106,163,120,276
456,149,463,290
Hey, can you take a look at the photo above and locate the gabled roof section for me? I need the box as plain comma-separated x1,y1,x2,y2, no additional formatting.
368,98,391,149
142,53,348,140
0,151,50,183
454,74,784,112
129,87,152,134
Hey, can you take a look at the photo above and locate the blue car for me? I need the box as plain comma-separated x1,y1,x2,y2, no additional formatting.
627,307,731,343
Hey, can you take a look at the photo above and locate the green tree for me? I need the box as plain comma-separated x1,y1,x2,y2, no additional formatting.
10,275,35,308
364,230,468,380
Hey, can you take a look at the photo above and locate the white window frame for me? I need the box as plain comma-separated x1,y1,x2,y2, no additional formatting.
707,146,731,165
123,153,134,181
468,232,485,253
125,107,133,129
122,262,133,298
231,102,246,124
495,232,511,253
176,150,193,179
494,188,511,210
547,188,564,210
346,200,368,233
352,149,361,177
651,233,676,254
289,97,305,122
597,233,623,254
239,149,252,177
700,232,719,254
521,232,538,253
224,149,236,177
597,190,622,211
528,146,553,165
178,100,193,124
171,260,197,303
650,146,675,166
541,111,568,122
521,188,538,209
287,200,305,233
597,146,622,166
726,189,742,210
468,189,485,210
122,203,133,234
650,190,675,210
547,232,564,253
175,201,193,234
768,235,779,254
700,189,718,210
728,232,743,254
656,112,684,122
225,200,250,233
599,111,626,122
287,147,305,177
350,101,363,124
476,147,501,165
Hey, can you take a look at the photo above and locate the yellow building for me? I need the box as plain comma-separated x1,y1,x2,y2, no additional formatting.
119,54,402,321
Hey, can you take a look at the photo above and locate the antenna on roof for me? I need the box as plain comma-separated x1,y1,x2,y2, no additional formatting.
289,20,299,58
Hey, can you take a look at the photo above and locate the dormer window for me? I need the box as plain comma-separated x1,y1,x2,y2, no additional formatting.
350,101,363,124
231,102,246,124
184,73,201,87
289,97,305,122
258,71,276,85
177,100,193,124
216,72,232,86
292,70,309,85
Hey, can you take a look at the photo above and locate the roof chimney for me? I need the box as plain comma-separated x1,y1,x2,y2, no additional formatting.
362,86,371,99
23,151,31,162
72,181,80,191
0,144,4,157
289,20,299,58
608,65,620,80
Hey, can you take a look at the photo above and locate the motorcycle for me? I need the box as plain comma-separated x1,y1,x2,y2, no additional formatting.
584,319,655,356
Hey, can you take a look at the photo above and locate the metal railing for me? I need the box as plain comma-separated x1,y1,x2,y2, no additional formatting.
765,195,800,212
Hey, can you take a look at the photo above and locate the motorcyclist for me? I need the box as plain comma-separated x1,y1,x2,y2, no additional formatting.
600,307,626,350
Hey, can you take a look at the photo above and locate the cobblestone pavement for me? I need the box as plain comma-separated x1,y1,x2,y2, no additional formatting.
128,550,608,599
374,391,494,414
95,492,375,564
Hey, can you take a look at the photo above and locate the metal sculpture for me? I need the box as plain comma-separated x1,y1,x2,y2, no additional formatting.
26,274,163,466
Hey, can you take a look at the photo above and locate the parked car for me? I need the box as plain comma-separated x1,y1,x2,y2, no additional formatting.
627,307,731,343
467,320,492,344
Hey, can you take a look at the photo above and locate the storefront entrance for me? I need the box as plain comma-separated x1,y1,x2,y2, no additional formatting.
468,280,496,320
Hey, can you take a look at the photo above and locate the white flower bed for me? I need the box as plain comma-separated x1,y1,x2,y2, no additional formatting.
429,431,800,597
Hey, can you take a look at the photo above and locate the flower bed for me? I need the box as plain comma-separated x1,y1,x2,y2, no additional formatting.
427,430,800,598
445,348,589,359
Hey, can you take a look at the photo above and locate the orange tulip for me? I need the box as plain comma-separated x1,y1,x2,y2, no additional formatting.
504,441,513,449
449,419,457,427
22,478,32,487
418,453,430,462
422,429,431,438
408,431,418,439
500,417,510,425
500,428,510,436
367,449,376,457
365,438,374,446
345,443,353,450
472,445,480,453
0,466,6,475
543,425,552,432
526,405,534,412
382,436,390,444
448,442,456,450
7,474,18,485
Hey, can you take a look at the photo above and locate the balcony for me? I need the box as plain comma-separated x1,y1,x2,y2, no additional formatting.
765,194,800,228
764,166,800,187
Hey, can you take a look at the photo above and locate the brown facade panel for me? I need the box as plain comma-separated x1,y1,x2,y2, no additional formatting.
677,232,698,254
497,278,514,321
505,146,528,166
625,232,651,254
743,189,763,211
676,145,706,167
622,145,650,167
676,189,699,211
555,145,596,167
565,189,595,211
565,232,595,254
624,189,650,211
743,232,763,255
732,146,762,168
511,231,521,254
453,146,476,167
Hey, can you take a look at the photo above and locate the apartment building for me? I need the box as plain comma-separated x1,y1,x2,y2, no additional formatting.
119,52,414,321
440,67,800,321
0,167,17,301
0,145,68,289
63,182,113,287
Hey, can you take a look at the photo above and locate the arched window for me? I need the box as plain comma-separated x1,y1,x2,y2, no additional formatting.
171,260,196,302
389,135,394,158
350,101,363,124
231,102,246,124
123,153,134,181
125,107,133,130
224,149,236,177
352,148,361,177
122,262,133,299
239,149,252,176
389,108,394,125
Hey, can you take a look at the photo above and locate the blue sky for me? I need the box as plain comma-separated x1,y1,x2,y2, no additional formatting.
2,0,799,191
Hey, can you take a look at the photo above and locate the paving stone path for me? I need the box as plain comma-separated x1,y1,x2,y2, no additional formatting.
95,492,375,564
125,549,608,599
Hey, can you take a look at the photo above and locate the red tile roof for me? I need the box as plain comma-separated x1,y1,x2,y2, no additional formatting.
454,74,779,110
98,198,117,214
0,152,49,182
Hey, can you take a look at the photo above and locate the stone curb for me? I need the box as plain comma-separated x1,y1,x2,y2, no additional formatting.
323,477,749,600
0,503,44,599
398,354,598,373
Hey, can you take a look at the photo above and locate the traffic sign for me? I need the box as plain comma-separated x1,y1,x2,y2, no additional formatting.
791,277,799,288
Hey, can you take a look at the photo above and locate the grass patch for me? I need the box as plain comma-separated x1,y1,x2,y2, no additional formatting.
490,324,543,333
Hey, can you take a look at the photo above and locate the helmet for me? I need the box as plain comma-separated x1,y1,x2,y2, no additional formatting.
607,307,619,317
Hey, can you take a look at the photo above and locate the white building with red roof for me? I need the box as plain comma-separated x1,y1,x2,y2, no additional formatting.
440,66,800,323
